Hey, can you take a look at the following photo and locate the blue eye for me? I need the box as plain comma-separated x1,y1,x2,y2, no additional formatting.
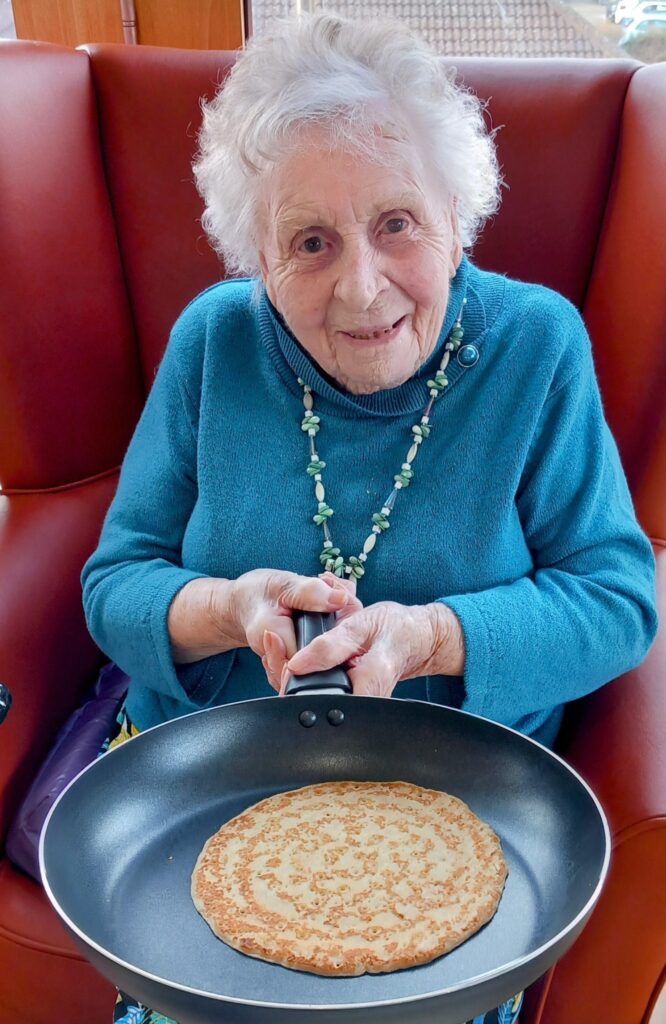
302,236,324,253
385,218,408,234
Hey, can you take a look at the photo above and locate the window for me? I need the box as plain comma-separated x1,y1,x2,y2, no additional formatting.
0,0,16,39
248,0,666,64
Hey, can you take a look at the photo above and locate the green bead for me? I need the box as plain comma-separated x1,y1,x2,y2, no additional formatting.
313,505,333,524
371,512,390,531
307,459,326,475
334,564,345,578
351,564,365,579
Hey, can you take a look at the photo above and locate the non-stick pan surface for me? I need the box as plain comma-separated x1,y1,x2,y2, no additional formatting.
41,695,609,1024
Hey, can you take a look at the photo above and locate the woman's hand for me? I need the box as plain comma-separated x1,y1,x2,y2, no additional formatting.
225,569,361,690
284,601,465,697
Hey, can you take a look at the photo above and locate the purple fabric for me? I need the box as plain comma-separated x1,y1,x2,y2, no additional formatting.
6,662,129,881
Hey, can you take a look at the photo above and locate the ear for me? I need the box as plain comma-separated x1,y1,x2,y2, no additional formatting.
258,250,277,307
448,200,463,273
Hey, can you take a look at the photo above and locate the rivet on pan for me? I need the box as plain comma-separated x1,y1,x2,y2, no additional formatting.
299,710,317,728
327,709,345,726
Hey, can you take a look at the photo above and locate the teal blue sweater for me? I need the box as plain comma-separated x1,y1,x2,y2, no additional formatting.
81,257,658,748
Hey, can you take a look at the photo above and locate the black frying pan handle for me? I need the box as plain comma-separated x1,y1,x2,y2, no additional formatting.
285,611,352,696
0,682,12,724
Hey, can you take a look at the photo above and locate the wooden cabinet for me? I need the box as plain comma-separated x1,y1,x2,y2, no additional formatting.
11,0,245,49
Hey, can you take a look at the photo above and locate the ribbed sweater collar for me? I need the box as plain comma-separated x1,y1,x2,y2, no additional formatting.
258,256,497,418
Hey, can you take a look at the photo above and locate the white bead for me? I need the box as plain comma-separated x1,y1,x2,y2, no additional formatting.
308,429,316,437
407,443,418,462
372,525,381,534
323,540,333,549
314,473,322,482
402,463,410,471
315,481,325,502
303,393,313,410
430,389,438,398
363,533,377,554
359,552,368,562
344,565,353,574
394,480,403,489
421,415,430,424
381,507,390,515
414,435,423,445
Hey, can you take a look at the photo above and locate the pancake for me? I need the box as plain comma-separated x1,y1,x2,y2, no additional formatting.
191,780,507,976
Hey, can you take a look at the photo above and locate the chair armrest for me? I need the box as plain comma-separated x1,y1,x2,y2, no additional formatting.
560,542,665,829
0,475,117,842
526,543,666,1023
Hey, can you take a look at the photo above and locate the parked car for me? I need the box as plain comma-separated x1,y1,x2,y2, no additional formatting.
619,10,666,41
619,1,666,25
614,0,641,22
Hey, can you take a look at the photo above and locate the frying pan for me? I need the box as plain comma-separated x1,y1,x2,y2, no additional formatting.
40,612,610,1024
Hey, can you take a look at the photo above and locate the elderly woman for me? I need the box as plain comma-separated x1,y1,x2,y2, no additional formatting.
82,12,657,1024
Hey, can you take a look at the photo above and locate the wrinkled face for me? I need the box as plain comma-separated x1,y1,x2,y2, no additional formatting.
258,128,462,394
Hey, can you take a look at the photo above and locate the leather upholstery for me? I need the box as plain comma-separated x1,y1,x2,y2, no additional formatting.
0,46,143,491
0,41,663,1024
584,62,666,529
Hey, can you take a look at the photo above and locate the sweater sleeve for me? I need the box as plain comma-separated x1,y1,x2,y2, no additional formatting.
81,320,233,706
441,311,658,728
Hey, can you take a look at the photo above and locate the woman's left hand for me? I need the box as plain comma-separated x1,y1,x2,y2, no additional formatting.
283,600,465,697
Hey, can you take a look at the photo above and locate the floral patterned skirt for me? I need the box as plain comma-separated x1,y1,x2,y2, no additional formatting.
106,710,522,1024
113,991,523,1024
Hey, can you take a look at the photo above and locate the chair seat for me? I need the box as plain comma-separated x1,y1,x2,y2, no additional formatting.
0,857,115,1023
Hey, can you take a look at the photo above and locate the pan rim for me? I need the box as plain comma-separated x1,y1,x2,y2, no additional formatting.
39,696,611,1012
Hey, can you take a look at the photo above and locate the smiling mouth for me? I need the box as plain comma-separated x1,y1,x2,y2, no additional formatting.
343,316,407,341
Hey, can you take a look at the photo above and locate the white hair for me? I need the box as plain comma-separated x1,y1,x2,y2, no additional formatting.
193,12,502,283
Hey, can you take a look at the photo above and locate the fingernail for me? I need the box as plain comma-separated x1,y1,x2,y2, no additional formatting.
264,630,274,651
279,664,290,697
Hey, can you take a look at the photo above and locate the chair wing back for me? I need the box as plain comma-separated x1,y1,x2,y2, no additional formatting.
3,45,663,536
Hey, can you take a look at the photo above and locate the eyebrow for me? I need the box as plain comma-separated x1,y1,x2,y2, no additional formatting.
276,191,425,241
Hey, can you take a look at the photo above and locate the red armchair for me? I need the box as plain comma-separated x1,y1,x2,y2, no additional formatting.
0,43,664,1024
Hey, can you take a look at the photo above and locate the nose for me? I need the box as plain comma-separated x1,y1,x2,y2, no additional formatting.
333,236,389,311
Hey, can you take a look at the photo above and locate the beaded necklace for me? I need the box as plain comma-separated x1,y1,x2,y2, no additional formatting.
298,299,467,581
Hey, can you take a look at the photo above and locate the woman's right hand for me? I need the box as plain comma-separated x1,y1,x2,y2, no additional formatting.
218,569,361,691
